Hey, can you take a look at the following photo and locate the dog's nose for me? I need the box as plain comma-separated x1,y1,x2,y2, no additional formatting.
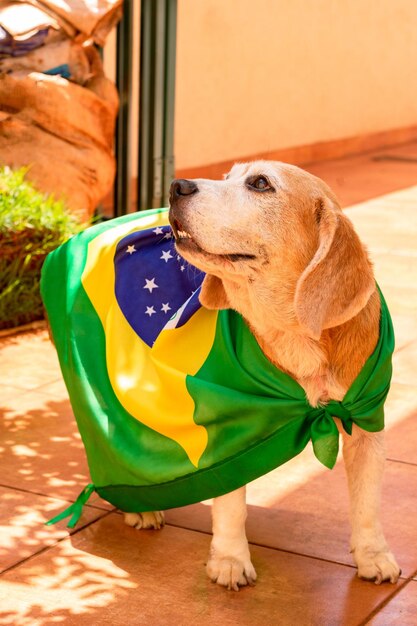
170,179,198,203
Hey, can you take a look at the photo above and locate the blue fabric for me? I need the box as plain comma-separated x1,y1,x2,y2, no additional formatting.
44,64,71,79
0,26,49,56
114,224,205,346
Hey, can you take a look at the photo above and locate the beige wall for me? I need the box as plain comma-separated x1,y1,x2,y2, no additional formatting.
175,0,417,170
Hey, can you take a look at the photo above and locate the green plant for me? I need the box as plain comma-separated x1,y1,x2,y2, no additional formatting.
0,167,85,330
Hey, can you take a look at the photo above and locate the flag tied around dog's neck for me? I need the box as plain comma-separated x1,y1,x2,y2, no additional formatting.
41,209,394,527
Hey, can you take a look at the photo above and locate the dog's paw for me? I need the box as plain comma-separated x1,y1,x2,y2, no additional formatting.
206,555,257,591
123,511,165,530
354,547,400,584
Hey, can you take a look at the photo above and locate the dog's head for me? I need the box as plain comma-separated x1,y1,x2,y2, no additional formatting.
169,161,375,340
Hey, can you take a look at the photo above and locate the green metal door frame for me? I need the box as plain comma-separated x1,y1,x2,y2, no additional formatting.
113,0,177,216
113,0,134,217
139,0,177,210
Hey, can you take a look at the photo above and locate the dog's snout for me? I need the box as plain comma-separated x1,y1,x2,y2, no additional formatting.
170,179,198,204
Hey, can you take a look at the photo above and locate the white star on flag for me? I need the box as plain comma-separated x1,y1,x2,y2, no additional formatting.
145,306,156,317
164,232,172,239
161,303,171,314
160,250,173,263
153,227,164,235
143,278,158,293
126,245,136,254
180,265,185,272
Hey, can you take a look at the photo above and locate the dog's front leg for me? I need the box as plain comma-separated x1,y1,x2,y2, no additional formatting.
342,425,400,584
207,486,256,590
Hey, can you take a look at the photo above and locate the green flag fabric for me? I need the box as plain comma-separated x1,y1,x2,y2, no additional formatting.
41,209,394,526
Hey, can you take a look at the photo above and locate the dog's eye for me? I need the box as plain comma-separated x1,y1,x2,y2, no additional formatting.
247,175,273,191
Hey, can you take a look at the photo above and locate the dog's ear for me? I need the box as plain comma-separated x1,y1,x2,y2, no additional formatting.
199,274,230,310
294,196,375,340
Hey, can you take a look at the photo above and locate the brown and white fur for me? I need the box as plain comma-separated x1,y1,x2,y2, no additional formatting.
124,161,400,590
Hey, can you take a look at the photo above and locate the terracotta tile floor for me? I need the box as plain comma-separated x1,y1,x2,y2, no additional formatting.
1,143,417,625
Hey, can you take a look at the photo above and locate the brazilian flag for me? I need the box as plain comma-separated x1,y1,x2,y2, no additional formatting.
41,209,394,527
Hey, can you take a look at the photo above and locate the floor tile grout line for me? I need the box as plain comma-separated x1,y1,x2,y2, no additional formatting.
164,522,411,582
386,458,417,467
389,380,417,388
109,514,409,580
0,509,114,578
1,386,38,398
31,378,67,394
0,504,417,588
1,487,415,579
0,383,34,392
0,483,111,512
11,480,410,575
163,521,368,573
394,339,417,354
358,568,417,626
0,501,370,578
0,377,64,396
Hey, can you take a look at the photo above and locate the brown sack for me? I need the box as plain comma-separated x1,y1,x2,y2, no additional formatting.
16,0,123,45
0,2,60,37
0,59,119,218
0,38,91,85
